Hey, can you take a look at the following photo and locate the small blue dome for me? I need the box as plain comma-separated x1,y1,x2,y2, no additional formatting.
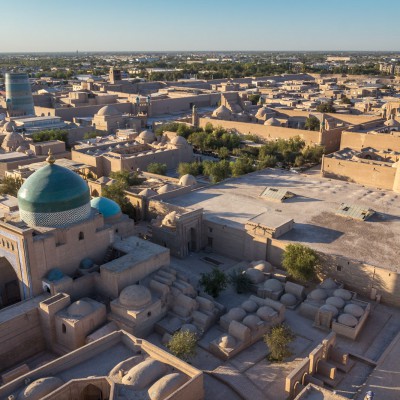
80,258,94,269
46,268,64,281
90,197,121,218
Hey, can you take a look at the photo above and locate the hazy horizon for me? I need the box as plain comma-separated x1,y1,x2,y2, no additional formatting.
2,0,400,53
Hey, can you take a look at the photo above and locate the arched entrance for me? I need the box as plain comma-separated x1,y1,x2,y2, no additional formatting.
80,384,103,400
0,257,21,308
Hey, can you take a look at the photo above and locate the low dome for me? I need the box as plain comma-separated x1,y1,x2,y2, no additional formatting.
256,306,276,321
264,117,280,126
219,334,236,349
252,261,273,273
212,105,232,119
17,159,91,228
344,304,364,318
326,296,345,309
338,313,358,327
96,105,120,116
67,300,93,317
170,136,188,146
244,268,264,284
91,197,121,219
3,121,16,133
46,268,63,281
319,304,339,317
2,131,24,150
227,307,246,321
122,359,167,389
138,130,156,143
119,285,152,309
320,278,337,290
242,315,261,330
309,288,328,301
333,288,352,301
255,106,269,119
148,373,187,400
139,188,158,197
157,183,176,194
179,174,197,186
18,377,64,400
263,278,283,292
241,300,258,313
280,293,297,306
80,258,94,269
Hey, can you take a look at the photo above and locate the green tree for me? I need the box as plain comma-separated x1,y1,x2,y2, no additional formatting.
341,96,351,105
248,94,261,105
258,155,278,169
230,157,255,177
264,324,295,362
32,129,68,143
204,122,214,134
282,244,319,282
199,267,228,298
217,146,230,159
177,162,203,177
147,162,167,175
229,269,252,294
302,145,324,164
304,116,320,131
167,330,197,361
102,178,136,219
83,131,102,139
202,160,231,183
316,102,335,113
0,176,23,197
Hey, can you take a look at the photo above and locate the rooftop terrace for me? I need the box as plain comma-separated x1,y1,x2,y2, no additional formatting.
168,168,400,271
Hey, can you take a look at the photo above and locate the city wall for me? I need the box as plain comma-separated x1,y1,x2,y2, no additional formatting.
321,156,397,190
340,131,400,151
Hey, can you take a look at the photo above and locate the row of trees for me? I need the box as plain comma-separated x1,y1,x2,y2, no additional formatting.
31,129,69,143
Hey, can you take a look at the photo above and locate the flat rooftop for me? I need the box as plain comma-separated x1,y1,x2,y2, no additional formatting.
168,168,400,271
102,236,169,273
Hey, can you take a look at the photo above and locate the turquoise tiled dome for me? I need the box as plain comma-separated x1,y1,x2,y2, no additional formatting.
90,197,121,219
17,159,91,227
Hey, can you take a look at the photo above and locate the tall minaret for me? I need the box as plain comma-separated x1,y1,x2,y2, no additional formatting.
192,105,199,128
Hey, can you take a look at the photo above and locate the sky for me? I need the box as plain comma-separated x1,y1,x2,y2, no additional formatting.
2,0,400,52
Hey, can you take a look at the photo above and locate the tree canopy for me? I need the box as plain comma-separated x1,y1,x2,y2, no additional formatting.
32,129,68,143
264,324,295,362
0,176,23,197
199,267,228,298
167,330,197,361
147,162,167,175
282,243,319,282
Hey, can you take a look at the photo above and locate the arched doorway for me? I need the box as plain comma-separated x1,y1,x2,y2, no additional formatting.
80,384,103,400
0,257,21,308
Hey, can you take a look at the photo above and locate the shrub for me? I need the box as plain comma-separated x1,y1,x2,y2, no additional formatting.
199,267,228,298
264,324,295,362
167,330,197,361
229,269,252,294
147,162,167,175
282,244,319,282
